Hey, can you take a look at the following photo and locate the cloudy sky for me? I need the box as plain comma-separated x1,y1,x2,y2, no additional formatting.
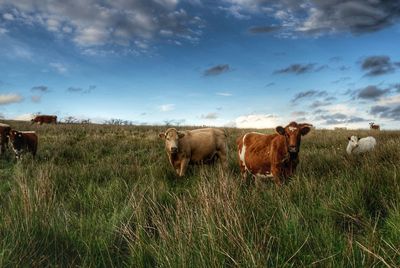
1,0,400,129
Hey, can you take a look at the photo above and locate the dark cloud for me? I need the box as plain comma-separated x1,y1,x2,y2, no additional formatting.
361,56,399,76
370,104,400,120
291,90,328,103
274,63,316,75
31,85,48,92
357,85,390,100
370,105,390,115
309,100,332,109
222,0,400,36
317,113,367,125
204,64,230,76
248,25,282,34
324,96,337,102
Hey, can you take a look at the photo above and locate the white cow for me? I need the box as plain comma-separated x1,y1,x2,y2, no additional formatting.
346,135,376,155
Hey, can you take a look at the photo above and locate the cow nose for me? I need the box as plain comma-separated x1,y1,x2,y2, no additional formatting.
289,146,297,152
171,147,178,153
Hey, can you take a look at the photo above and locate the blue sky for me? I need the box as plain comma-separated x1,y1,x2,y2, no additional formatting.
1,0,400,129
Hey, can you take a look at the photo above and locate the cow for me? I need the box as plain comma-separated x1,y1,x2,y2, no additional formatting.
237,122,312,185
0,123,11,155
159,128,228,177
8,130,38,159
369,122,380,130
31,115,57,125
346,135,376,155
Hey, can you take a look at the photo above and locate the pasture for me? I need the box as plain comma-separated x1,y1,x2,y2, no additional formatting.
0,121,399,267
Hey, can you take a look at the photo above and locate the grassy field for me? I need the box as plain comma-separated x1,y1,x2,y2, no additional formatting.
0,120,399,267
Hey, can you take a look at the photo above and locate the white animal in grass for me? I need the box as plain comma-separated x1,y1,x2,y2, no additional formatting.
346,135,376,155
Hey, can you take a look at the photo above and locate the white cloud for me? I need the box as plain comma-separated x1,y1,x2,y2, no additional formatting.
49,62,68,74
74,27,109,46
0,93,23,105
46,18,60,32
216,92,232,97
159,104,175,112
3,13,14,20
234,114,283,129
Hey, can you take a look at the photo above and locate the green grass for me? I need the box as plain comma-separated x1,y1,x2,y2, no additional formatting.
0,121,399,267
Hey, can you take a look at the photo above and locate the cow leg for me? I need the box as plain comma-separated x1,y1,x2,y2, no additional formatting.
179,158,189,177
271,164,283,186
216,149,228,170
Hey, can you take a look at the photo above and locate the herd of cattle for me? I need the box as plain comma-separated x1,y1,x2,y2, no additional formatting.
0,115,379,185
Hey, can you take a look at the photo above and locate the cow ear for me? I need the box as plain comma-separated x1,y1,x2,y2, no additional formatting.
275,126,285,135
178,132,185,139
300,126,311,136
158,133,165,139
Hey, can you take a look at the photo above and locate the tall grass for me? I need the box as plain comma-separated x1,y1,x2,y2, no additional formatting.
0,121,399,267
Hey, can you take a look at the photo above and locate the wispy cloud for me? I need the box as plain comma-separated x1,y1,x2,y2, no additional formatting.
50,62,67,74
274,63,326,75
216,92,232,97
159,104,175,112
291,90,328,103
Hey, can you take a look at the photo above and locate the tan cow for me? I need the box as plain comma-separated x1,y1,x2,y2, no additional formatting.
237,122,312,185
0,123,11,155
159,128,228,177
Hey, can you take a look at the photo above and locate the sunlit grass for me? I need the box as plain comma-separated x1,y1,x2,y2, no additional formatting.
0,121,399,267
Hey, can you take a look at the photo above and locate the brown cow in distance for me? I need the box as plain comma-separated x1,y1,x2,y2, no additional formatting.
0,123,11,155
369,122,380,130
159,128,228,177
237,122,312,185
31,115,57,125
8,130,38,159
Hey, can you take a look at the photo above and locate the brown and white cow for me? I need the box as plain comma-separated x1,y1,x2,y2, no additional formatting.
159,128,228,177
8,130,38,159
369,122,380,130
31,115,57,125
237,122,312,185
0,123,11,155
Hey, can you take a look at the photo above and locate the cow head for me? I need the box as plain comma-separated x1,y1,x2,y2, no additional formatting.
275,122,311,154
7,130,24,156
159,128,185,154
347,135,359,151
